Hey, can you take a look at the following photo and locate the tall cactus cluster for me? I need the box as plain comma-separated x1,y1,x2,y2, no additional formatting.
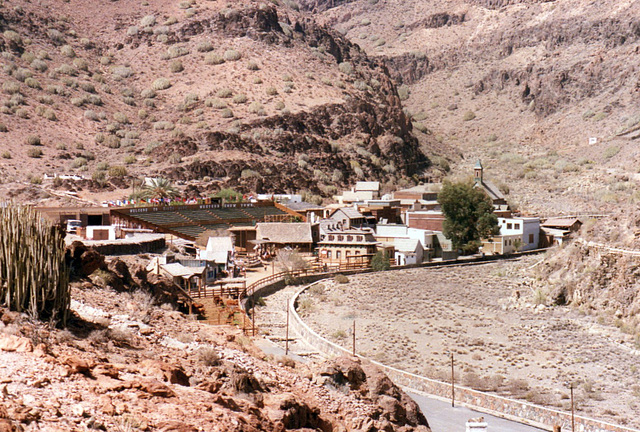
0,203,70,325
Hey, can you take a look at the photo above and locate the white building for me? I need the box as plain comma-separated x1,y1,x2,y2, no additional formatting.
497,217,540,251
394,238,424,266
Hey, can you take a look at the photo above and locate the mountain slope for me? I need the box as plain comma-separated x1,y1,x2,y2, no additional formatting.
0,0,430,203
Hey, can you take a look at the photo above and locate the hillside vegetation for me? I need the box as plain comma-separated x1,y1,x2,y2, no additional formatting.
0,0,431,203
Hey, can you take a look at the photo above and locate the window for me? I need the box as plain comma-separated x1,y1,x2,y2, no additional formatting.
328,235,334,241
327,251,332,258
529,233,534,244
346,251,351,257
514,223,520,230
507,223,512,229
347,235,353,242
357,236,363,241
337,235,344,241
336,251,342,259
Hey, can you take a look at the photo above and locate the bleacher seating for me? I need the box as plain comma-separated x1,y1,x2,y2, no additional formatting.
209,208,250,220
176,209,220,222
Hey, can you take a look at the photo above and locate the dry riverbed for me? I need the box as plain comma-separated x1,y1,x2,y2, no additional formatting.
265,256,640,428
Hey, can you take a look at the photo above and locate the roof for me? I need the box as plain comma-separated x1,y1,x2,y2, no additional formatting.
475,159,483,169
542,218,582,228
205,236,234,253
256,222,313,244
355,181,380,192
541,227,571,237
331,207,364,220
395,184,442,194
284,201,325,211
342,190,374,202
477,180,505,201
161,263,204,278
394,238,422,253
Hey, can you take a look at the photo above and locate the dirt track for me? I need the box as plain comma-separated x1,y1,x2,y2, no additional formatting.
281,256,640,428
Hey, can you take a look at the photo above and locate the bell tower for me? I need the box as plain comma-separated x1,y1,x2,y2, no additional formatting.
474,160,483,184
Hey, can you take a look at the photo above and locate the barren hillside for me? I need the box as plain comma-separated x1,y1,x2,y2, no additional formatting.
0,0,431,204
308,0,640,214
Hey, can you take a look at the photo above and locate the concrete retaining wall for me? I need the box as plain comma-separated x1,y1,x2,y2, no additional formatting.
289,282,639,432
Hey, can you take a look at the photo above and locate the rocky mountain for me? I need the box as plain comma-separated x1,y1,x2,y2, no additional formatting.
308,0,640,214
0,251,431,431
0,0,431,204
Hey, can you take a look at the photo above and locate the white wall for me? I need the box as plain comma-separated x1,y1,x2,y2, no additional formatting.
498,217,540,251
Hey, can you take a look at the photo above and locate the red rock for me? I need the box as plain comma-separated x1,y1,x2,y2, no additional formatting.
156,421,198,432
0,334,33,353
63,356,93,376
134,379,175,398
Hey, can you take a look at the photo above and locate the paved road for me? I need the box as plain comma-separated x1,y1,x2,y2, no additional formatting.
407,390,547,432
255,339,548,432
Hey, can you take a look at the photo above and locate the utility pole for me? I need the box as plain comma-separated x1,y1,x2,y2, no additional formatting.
352,320,356,357
570,383,575,432
285,299,290,355
251,297,256,336
451,353,455,407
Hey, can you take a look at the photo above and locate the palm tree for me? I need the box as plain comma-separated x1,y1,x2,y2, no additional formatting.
141,177,180,200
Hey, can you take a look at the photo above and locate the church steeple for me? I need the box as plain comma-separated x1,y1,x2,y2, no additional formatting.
474,160,483,184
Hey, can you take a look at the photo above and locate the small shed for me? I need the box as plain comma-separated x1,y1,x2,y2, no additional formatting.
394,238,424,265
542,218,582,232
255,222,316,252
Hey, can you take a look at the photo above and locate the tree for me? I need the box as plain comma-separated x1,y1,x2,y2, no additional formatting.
141,177,179,200
371,250,391,271
438,180,500,253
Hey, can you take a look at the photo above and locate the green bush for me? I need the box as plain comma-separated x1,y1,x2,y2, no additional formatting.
371,250,391,271
108,165,128,177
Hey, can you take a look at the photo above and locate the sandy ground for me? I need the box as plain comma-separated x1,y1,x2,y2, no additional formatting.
259,257,640,429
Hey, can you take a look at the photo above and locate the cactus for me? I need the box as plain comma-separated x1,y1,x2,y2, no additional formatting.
0,203,69,325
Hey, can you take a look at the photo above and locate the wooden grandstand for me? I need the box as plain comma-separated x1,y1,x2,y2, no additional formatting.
110,201,303,241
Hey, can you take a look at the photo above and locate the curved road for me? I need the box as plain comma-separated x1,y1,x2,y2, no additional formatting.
255,339,547,432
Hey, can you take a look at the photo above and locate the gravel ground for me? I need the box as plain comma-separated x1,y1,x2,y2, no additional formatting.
260,257,640,429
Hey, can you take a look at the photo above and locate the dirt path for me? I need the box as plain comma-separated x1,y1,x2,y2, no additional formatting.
269,256,640,429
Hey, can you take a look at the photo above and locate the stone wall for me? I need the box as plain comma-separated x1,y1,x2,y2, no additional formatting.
289,282,639,432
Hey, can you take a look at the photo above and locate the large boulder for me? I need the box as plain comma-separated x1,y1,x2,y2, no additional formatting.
66,241,105,279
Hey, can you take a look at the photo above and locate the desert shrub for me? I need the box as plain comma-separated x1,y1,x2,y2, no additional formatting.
3,30,23,44
204,53,224,65
79,82,96,93
141,88,156,99
72,157,88,168
198,347,220,366
73,58,88,71
112,65,134,79
220,108,234,118
206,98,227,109
152,77,172,90
338,62,353,75
275,101,285,111
140,14,156,27
27,148,43,158
266,87,278,96
31,59,48,72
153,121,175,130
170,60,184,73
223,49,241,61
26,135,41,146
0,123,7,132
252,77,263,84
1,151,11,159
104,135,121,149
12,66,34,82
249,101,265,116
216,88,233,98
60,45,75,58
463,110,476,121
241,169,260,178
232,93,247,104
398,85,410,100
2,81,21,95
113,112,129,124
16,108,29,119
108,165,127,177
246,61,259,71
127,26,139,36
334,274,349,284
124,155,137,165
604,145,620,159
46,29,64,43
96,161,109,171
283,83,294,93
196,41,213,52
166,45,189,59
